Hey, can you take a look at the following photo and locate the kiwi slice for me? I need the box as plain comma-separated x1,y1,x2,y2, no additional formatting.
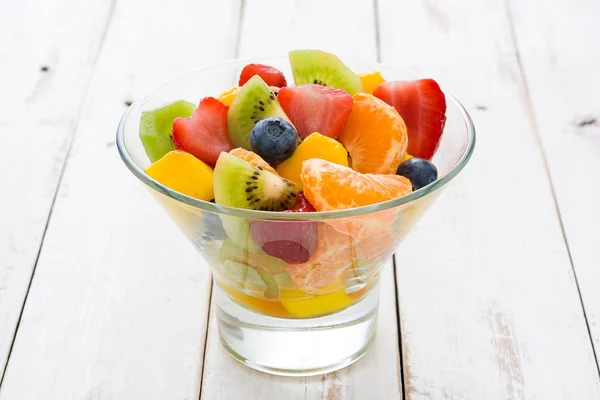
139,100,196,162
289,49,363,95
227,75,290,150
222,260,279,299
218,238,288,275
214,152,300,211
213,152,300,252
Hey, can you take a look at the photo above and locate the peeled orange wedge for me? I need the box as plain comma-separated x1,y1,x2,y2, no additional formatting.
338,93,408,174
287,222,355,293
300,159,412,211
229,147,277,174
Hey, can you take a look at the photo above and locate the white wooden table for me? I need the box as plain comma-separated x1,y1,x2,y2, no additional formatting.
1,0,599,398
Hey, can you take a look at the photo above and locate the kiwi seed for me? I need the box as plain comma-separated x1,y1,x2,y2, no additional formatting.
227,76,291,149
213,152,301,211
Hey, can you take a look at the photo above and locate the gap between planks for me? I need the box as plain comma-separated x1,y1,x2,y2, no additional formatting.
504,0,600,376
0,0,118,387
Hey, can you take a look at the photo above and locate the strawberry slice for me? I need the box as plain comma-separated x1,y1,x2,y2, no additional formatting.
373,79,446,160
172,97,233,166
252,192,317,264
239,64,287,87
277,84,353,139
285,192,316,212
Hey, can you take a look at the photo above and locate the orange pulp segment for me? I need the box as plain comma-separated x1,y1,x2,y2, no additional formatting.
338,93,408,174
229,147,277,174
300,159,412,211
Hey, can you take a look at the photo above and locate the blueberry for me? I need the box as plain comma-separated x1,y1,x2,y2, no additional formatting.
396,158,438,191
250,117,298,165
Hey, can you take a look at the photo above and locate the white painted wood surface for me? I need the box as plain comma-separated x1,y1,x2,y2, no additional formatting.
0,0,598,398
0,0,239,398
379,0,600,398
508,0,600,364
0,0,114,378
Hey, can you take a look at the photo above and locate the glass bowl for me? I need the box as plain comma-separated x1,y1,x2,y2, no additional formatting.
116,56,475,376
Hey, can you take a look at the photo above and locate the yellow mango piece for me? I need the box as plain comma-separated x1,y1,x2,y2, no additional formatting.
146,150,214,201
218,86,279,106
402,153,414,162
280,284,354,317
276,132,348,185
217,86,241,106
358,71,385,95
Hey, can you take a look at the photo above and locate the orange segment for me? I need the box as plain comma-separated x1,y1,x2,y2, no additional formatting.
300,159,412,211
338,93,408,174
288,222,355,293
355,227,398,261
229,147,277,174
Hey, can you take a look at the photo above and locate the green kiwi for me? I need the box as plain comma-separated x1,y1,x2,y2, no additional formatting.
289,49,363,94
213,152,300,211
219,216,261,253
215,259,249,290
213,152,300,252
222,260,279,299
139,100,196,162
218,239,288,275
227,75,290,149
216,241,300,300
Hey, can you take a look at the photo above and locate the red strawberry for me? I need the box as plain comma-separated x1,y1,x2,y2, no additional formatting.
172,97,233,166
239,64,287,87
277,84,353,139
251,192,317,264
285,192,316,213
373,79,446,160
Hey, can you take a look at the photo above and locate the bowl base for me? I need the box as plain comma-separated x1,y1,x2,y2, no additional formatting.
214,283,379,376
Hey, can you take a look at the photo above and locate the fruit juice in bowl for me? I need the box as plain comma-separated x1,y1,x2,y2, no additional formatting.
117,50,475,376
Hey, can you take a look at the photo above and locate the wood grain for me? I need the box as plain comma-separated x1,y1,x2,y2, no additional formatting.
378,0,600,398
508,0,600,367
200,0,403,398
0,0,597,398
0,0,240,398
0,0,115,379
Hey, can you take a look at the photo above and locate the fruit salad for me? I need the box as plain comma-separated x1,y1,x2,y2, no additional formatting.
138,50,447,318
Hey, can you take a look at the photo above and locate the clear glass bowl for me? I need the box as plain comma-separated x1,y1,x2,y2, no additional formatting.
116,56,475,376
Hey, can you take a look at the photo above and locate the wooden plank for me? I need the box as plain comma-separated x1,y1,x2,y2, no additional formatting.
508,0,600,366
200,0,403,398
377,0,600,398
0,0,240,398
0,0,115,378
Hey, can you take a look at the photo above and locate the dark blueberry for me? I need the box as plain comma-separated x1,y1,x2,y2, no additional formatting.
250,117,298,165
396,158,438,191
201,212,228,240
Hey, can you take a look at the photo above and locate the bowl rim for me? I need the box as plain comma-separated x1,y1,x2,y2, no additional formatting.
116,56,476,221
